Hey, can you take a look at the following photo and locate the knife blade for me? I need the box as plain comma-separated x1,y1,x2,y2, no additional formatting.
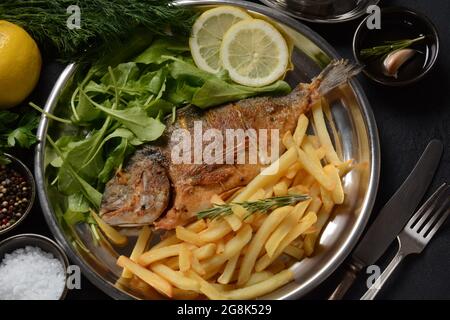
329,139,443,299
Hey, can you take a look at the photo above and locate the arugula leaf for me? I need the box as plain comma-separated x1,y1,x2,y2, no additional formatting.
68,193,90,213
98,137,134,183
134,37,189,64
167,58,291,108
81,90,165,142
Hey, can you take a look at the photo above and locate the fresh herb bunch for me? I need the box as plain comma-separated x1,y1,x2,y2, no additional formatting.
0,110,39,164
0,0,196,63
360,36,426,60
197,194,310,220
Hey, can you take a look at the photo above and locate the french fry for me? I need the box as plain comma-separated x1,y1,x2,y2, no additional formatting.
264,185,274,198
255,212,317,272
302,138,323,168
292,169,307,186
237,206,292,286
265,217,296,257
91,210,128,246
187,271,228,300
288,185,309,196
246,271,273,286
273,177,291,196
176,226,206,247
191,255,206,275
337,159,354,177
199,221,233,243
284,245,304,260
296,147,335,190
303,173,317,188
250,213,267,230
248,188,266,201
307,197,322,215
293,114,309,147
320,186,335,213
307,135,321,149
188,219,208,231
172,288,199,300
216,239,225,254
165,256,180,270
151,263,200,291
267,258,286,274
138,244,181,266
151,234,179,250
311,101,341,165
265,201,308,257
179,244,192,272
233,147,298,202
285,162,301,180
231,204,248,220
152,220,207,250
324,164,344,204
203,224,253,273
194,243,217,260
122,226,152,278
309,182,321,197
117,256,173,298
316,147,327,160
282,131,295,149
225,269,294,300
218,253,240,284
211,194,243,231
304,206,334,256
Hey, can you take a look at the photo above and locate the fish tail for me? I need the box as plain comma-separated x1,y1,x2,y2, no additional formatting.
313,59,363,96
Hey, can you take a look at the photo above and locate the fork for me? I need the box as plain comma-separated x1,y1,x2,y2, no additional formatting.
361,183,450,300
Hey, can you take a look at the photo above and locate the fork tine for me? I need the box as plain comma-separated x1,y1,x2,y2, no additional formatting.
421,196,450,237
408,183,448,229
414,186,450,232
423,207,450,240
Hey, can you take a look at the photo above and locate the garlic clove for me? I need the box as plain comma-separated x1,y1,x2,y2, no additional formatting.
382,48,416,78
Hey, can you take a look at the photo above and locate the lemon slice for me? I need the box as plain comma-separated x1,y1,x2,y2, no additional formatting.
190,6,252,73
220,19,289,87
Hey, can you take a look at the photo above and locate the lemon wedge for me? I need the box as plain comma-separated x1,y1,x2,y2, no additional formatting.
220,19,289,87
189,6,252,74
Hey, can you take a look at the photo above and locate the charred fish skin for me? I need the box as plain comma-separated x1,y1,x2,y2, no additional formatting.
100,60,361,229
100,147,171,227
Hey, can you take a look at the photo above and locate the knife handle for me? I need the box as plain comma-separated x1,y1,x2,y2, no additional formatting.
328,261,363,300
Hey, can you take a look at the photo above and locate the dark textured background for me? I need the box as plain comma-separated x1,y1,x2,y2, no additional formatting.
1,0,448,300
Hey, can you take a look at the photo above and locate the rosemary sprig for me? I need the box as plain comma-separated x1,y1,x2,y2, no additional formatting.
197,194,310,220
0,0,196,64
360,35,426,60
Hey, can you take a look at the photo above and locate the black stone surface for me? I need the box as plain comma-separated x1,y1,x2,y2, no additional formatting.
1,0,448,300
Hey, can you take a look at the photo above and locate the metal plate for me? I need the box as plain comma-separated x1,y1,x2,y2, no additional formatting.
260,0,380,23
34,0,380,300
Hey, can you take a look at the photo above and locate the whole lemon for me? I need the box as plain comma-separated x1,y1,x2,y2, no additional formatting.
0,20,42,109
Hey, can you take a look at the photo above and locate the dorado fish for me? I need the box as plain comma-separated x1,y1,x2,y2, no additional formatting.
99,60,360,229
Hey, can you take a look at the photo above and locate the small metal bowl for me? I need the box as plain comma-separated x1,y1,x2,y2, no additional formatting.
353,7,440,86
261,0,380,23
0,233,69,300
0,154,36,236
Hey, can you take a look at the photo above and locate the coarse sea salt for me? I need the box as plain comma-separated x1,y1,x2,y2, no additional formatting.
0,246,66,300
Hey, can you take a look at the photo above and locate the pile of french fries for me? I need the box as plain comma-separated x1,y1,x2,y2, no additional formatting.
116,99,354,300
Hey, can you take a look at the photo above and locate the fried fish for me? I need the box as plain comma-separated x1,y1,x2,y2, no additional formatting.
99,60,360,229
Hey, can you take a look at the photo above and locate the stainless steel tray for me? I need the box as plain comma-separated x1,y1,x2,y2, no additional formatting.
35,0,380,300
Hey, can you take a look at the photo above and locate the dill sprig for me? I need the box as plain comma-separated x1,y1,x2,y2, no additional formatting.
360,35,426,60
197,194,310,220
0,0,197,63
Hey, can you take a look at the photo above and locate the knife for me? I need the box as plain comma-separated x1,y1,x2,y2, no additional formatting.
329,139,443,300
